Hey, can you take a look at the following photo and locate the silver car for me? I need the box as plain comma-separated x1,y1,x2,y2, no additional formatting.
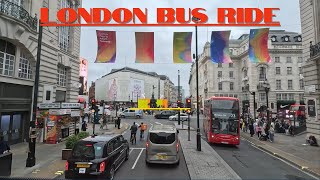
145,124,180,165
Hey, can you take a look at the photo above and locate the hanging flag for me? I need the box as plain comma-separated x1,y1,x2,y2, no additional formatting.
135,32,154,63
173,32,192,63
95,30,116,63
249,28,271,63
210,31,232,64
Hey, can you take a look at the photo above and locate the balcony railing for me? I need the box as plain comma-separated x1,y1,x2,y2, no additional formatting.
0,0,37,31
310,41,320,58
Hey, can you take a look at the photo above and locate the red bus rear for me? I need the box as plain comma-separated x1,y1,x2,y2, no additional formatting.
203,97,240,145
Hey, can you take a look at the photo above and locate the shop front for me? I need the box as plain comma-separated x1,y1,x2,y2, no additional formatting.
0,83,33,145
37,103,81,144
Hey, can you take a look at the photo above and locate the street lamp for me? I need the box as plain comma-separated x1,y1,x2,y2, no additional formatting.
246,84,257,120
262,81,271,125
178,70,181,125
192,16,201,151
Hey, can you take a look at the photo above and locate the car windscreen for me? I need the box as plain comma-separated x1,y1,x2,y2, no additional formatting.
72,141,104,159
149,132,176,144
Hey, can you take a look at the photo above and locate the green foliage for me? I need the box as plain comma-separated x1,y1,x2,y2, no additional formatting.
65,132,90,149
77,132,90,140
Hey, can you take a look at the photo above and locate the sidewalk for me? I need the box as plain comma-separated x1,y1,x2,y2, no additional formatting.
241,131,320,178
175,123,241,180
9,122,129,179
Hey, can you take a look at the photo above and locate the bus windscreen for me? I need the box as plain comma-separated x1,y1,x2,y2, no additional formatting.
212,100,239,110
212,109,239,135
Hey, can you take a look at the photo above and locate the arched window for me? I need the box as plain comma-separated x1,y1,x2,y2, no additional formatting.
19,52,33,79
0,39,16,76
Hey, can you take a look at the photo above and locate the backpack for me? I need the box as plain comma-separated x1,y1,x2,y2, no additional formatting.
131,125,138,133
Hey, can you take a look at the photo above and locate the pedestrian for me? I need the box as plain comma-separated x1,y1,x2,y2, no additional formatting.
0,135,10,154
117,116,121,129
269,125,275,142
256,124,262,138
249,120,254,137
81,121,87,131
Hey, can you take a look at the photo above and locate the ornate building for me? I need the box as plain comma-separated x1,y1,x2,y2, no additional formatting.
299,0,320,138
0,0,81,144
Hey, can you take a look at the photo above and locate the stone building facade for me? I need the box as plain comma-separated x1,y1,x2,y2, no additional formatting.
299,0,320,138
0,0,81,144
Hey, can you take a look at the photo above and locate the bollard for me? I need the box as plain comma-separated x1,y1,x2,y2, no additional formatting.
0,152,12,176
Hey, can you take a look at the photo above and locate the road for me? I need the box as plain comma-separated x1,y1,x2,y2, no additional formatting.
187,115,316,180
57,115,190,180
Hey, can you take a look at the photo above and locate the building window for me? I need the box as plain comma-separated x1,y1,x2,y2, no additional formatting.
276,94,281,100
275,57,280,63
56,90,66,102
229,63,233,68
276,67,281,75
259,93,266,101
0,39,16,76
230,82,234,90
46,91,51,100
57,65,67,87
234,94,238,98
218,63,222,68
299,94,304,101
282,94,288,100
229,71,233,78
286,57,292,63
288,94,294,100
288,80,293,90
259,67,266,81
59,0,71,51
18,52,32,79
298,57,303,63
299,79,304,89
287,67,292,74
276,80,281,90
299,67,303,74
218,82,222,91
43,0,49,7
218,71,222,78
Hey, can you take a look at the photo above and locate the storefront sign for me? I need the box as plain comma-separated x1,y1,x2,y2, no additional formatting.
307,99,316,117
49,109,71,115
61,103,81,109
71,110,80,117
39,103,60,109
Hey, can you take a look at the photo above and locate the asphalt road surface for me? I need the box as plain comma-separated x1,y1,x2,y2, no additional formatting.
187,115,317,180
57,115,190,180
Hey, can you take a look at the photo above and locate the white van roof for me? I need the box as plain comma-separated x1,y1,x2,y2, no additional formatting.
150,124,176,133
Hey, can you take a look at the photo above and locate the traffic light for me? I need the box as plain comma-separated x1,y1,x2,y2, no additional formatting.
91,99,96,106
177,100,181,107
186,98,191,108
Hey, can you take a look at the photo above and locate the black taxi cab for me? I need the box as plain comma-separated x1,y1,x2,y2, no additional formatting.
65,134,129,179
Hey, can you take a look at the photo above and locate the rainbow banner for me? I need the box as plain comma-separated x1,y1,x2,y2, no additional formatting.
210,31,233,64
249,28,271,63
135,32,154,63
173,32,193,63
95,30,116,63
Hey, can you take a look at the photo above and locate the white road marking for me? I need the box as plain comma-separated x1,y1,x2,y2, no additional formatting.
155,122,162,125
129,148,133,155
131,148,144,170
130,148,146,150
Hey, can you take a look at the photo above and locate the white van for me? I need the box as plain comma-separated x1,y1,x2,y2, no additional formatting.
145,124,180,165
119,109,143,118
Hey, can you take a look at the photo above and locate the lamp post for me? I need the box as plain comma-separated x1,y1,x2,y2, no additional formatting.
246,85,257,120
192,16,201,151
26,21,43,167
178,70,181,125
262,81,271,126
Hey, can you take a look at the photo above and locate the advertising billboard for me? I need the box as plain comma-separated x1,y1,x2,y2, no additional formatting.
108,78,119,101
79,57,88,95
130,79,144,99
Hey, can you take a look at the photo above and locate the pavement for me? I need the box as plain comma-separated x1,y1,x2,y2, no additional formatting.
175,122,241,180
7,121,129,179
240,130,320,178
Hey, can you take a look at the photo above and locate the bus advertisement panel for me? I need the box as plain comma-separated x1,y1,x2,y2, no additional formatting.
204,97,240,145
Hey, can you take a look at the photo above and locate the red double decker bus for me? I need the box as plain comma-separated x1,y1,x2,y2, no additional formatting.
203,97,240,145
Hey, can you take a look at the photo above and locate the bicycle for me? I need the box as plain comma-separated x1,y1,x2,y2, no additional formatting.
130,133,136,145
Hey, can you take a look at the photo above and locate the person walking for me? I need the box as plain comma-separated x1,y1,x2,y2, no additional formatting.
0,135,10,154
249,119,254,137
81,121,87,131
138,122,147,140
269,125,275,142
117,116,121,129
130,122,138,145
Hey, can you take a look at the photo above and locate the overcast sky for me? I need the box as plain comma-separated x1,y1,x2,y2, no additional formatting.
80,0,301,96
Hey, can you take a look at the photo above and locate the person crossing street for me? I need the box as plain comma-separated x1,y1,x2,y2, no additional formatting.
139,122,147,140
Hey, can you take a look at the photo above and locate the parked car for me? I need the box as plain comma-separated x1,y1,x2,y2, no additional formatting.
119,109,143,118
154,110,176,119
146,124,180,165
65,134,129,179
169,113,189,121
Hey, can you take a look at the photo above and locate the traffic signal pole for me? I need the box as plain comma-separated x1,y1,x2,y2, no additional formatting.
178,70,181,125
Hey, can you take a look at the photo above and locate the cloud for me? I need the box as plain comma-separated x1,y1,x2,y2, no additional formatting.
80,0,301,96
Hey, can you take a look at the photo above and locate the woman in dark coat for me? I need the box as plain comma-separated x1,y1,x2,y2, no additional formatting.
249,119,255,137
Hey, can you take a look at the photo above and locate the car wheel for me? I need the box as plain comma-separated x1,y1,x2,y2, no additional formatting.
107,165,115,180
136,115,140,119
125,149,129,161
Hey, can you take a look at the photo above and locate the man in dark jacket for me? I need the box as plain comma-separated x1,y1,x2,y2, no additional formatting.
0,135,10,154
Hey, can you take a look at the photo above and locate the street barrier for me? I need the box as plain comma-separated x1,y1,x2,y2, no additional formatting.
0,152,12,176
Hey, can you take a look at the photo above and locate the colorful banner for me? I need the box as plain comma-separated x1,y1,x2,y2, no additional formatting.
173,32,193,63
210,31,233,64
156,99,168,108
95,30,116,63
138,99,150,108
79,57,88,95
135,32,154,63
249,28,271,63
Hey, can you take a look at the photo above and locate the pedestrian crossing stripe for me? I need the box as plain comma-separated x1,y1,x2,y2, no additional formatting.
55,171,64,175
32,169,40,173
